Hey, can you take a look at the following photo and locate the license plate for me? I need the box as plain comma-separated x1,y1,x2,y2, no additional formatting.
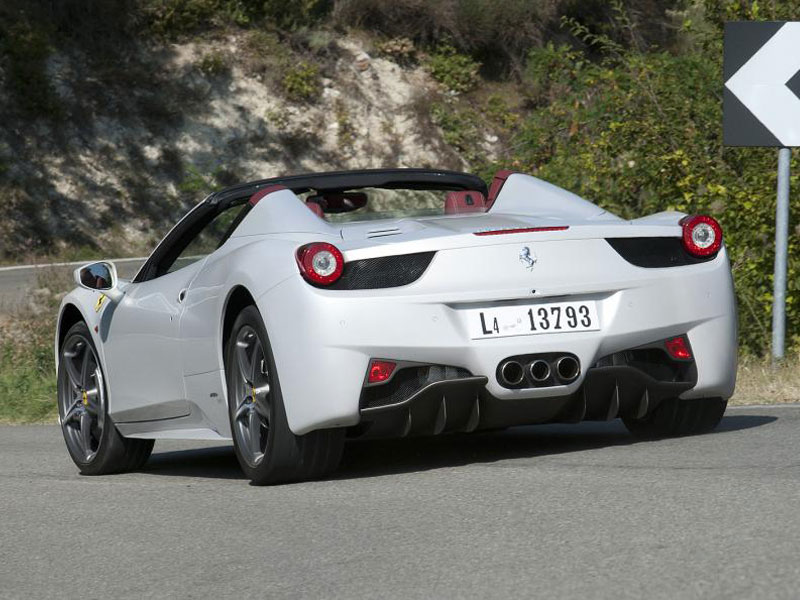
468,301,600,339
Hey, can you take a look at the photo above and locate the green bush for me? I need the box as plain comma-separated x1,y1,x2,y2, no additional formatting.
143,0,330,35
0,22,60,117
281,60,320,101
335,100,356,148
485,94,519,131
143,0,257,36
522,42,585,106
430,101,484,165
504,15,799,355
428,45,480,94
260,0,331,29
197,50,229,76
375,37,417,66
144,0,223,35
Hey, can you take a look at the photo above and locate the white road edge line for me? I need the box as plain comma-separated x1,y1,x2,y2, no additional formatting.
0,257,149,273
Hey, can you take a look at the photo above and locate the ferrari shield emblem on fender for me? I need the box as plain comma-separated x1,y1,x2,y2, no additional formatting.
94,293,107,313
519,247,537,271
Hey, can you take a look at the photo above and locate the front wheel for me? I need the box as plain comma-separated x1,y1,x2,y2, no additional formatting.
225,305,344,485
57,321,154,474
622,397,727,439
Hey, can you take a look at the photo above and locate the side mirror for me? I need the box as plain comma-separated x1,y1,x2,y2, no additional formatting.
74,262,123,302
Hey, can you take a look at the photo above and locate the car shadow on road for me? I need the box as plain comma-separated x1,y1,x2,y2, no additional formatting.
140,413,777,482
144,446,246,480
334,414,777,480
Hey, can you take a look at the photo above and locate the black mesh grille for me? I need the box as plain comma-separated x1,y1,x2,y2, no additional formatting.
606,237,715,268
328,251,435,290
360,365,472,409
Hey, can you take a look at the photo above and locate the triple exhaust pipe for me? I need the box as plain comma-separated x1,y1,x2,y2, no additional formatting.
498,355,581,388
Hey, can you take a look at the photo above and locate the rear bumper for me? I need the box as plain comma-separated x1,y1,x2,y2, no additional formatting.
258,248,737,435
353,360,697,439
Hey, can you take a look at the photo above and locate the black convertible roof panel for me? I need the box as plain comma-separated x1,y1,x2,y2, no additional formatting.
209,168,488,205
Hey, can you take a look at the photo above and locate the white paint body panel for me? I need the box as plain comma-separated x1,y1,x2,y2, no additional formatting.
56,173,738,439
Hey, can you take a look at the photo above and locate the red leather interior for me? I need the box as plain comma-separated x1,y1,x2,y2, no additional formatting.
444,190,487,214
248,184,287,206
487,170,515,208
306,200,324,217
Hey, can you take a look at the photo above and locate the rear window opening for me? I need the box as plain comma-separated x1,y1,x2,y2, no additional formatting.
298,187,489,223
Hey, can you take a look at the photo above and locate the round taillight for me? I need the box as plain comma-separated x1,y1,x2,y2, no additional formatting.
681,215,722,257
296,242,344,286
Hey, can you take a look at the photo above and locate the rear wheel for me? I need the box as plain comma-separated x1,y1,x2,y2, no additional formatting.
225,305,344,485
57,321,154,474
622,397,727,439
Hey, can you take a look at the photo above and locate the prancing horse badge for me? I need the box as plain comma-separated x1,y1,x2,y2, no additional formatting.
519,246,537,271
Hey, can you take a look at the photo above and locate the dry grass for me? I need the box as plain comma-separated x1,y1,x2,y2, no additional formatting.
731,355,800,406
0,266,73,424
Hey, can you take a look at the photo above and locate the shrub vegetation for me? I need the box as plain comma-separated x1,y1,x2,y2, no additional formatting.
428,45,481,94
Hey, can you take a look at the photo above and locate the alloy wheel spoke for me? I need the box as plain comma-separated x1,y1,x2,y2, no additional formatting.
234,399,251,422
247,408,261,455
253,398,270,421
93,370,106,429
79,343,93,388
236,337,254,384
63,347,84,390
63,400,82,425
250,340,263,383
79,411,93,458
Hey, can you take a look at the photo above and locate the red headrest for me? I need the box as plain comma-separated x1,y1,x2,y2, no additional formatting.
444,191,487,215
306,200,324,217
248,184,287,206
487,170,515,207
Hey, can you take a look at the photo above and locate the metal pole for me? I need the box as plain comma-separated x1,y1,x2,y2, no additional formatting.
772,147,791,362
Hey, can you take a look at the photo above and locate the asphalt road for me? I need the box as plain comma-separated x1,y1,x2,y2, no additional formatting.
0,258,144,310
1,404,799,600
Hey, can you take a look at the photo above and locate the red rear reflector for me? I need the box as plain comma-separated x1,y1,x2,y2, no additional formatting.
665,336,692,360
368,360,396,384
474,226,569,236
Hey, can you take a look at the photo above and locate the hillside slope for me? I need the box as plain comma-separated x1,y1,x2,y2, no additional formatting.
0,32,480,259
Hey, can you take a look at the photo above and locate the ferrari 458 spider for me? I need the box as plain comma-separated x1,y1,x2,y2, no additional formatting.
55,169,736,484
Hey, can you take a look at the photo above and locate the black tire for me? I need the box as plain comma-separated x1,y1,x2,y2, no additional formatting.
622,397,728,440
225,305,345,485
57,321,154,475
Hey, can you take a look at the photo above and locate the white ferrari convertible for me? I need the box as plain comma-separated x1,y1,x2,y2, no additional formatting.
55,169,737,484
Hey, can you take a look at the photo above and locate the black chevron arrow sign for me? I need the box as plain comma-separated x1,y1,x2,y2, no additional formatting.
723,21,800,147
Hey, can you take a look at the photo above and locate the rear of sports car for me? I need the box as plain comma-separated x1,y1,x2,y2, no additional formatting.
257,175,736,439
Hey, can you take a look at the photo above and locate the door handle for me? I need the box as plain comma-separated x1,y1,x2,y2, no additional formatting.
177,289,187,303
